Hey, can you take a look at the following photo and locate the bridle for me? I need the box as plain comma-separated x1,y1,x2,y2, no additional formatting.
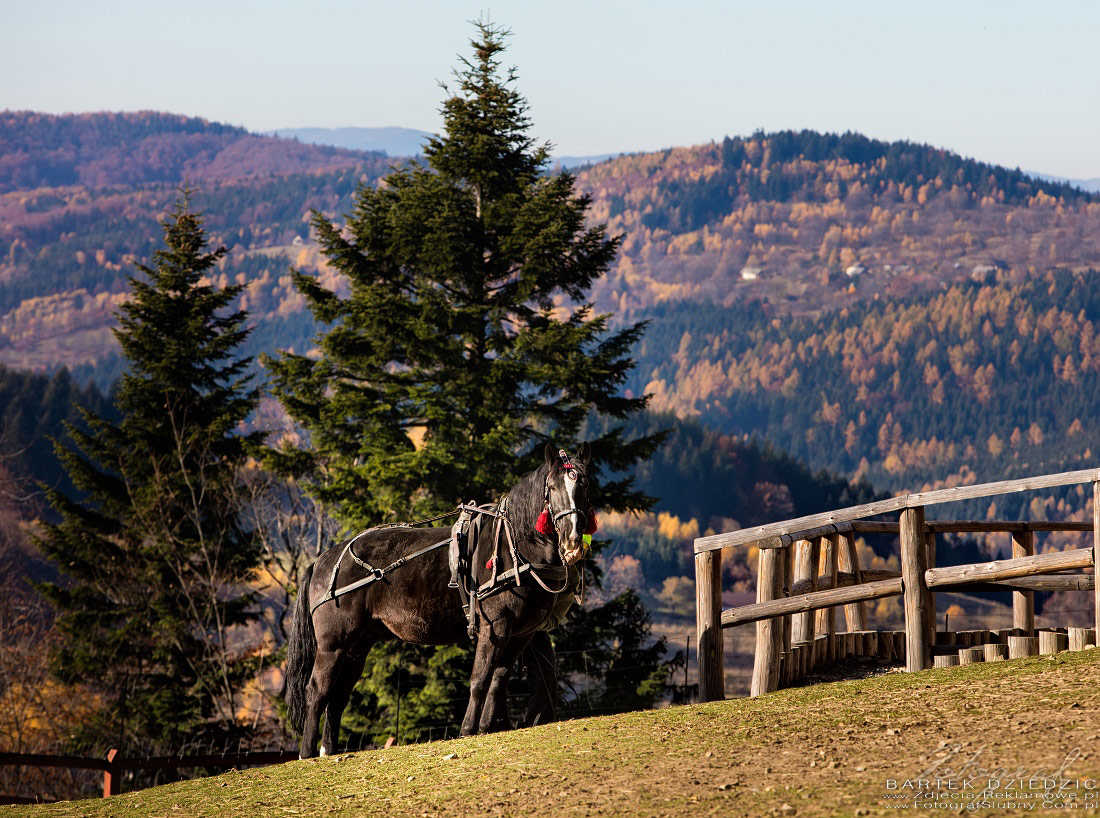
535,448,597,550
544,448,589,534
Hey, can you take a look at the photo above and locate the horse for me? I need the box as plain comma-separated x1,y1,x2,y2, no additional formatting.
285,443,593,757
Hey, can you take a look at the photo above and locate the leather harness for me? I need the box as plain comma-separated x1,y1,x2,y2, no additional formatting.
309,497,572,632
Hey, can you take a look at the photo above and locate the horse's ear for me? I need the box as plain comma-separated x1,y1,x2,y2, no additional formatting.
544,442,557,469
577,441,591,466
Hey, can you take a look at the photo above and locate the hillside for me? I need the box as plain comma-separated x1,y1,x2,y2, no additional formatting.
0,111,377,193
12,651,1100,816
0,112,396,376
574,130,1100,317
4,122,1100,381
628,269,1100,500
6,120,1100,499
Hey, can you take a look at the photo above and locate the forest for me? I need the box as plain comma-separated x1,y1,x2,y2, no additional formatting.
6,119,1100,385
6,116,1098,517
574,130,1100,317
0,111,372,192
630,269,1100,504
4,117,1098,521
0,361,880,646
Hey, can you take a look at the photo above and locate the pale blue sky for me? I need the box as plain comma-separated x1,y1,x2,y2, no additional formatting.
2,1,1098,177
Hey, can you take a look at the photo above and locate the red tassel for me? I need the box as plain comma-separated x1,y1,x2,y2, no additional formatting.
585,510,598,536
536,509,554,535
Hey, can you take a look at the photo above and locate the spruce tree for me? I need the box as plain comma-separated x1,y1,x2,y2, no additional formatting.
267,22,667,742
267,22,659,523
36,194,262,750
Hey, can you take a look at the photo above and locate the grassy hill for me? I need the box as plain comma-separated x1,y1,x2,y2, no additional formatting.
14,650,1100,817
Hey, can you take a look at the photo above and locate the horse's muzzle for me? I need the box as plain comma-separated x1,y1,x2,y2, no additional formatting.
560,540,585,566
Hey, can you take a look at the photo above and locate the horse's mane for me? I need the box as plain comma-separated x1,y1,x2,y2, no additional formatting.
504,455,588,537
505,463,551,534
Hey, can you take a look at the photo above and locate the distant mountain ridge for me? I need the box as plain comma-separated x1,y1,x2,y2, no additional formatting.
1029,171,1100,194
270,124,625,169
268,126,432,158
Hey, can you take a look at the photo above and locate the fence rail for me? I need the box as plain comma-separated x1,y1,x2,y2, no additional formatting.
693,468,1100,702
695,469,1100,552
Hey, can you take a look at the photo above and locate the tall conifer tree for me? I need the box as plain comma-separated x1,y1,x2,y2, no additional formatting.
267,22,659,525
267,22,667,743
36,194,261,749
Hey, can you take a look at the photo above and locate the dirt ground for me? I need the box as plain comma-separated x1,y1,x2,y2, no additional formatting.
9,649,1100,818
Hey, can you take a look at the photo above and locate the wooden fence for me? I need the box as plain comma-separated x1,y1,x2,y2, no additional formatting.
0,748,298,801
693,468,1100,701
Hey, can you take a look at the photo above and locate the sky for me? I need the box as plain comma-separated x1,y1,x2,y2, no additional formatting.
2,0,1099,178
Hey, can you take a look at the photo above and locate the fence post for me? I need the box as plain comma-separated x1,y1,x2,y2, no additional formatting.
900,505,930,671
1094,482,1100,637
790,539,816,643
836,530,866,630
102,748,121,798
781,545,795,659
1011,530,1035,635
924,531,937,647
694,549,724,702
750,546,783,696
814,534,838,660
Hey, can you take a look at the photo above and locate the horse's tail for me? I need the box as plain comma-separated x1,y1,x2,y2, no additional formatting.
285,562,316,735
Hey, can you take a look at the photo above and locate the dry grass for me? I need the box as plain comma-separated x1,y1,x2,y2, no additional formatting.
7,649,1100,817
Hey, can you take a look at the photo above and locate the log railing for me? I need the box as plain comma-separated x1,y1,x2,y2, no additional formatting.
694,469,1100,701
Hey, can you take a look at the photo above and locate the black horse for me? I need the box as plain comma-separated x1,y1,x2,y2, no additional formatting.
285,443,592,757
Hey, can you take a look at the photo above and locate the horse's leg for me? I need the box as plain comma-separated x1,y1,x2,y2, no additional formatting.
483,634,532,733
321,642,371,757
460,619,511,736
301,646,345,758
523,630,557,727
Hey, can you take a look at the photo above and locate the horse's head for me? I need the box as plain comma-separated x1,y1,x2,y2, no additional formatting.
539,441,595,566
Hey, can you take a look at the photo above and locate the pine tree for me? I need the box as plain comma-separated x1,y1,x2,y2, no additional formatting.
36,194,262,750
266,22,660,525
266,22,667,740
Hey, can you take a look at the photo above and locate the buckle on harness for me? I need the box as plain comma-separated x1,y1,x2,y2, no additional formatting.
448,507,473,588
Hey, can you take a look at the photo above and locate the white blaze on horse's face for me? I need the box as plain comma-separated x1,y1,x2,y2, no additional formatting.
551,467,587,566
